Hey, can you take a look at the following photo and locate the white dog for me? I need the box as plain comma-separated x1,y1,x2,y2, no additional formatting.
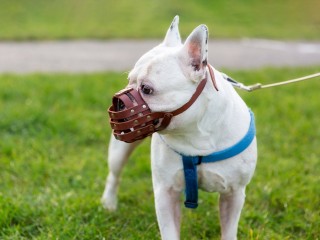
102,16,257,240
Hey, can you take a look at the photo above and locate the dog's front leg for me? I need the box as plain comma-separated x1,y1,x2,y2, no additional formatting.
219,187,246,240
101,135,142,211
154,187,181,240
151,134,182,240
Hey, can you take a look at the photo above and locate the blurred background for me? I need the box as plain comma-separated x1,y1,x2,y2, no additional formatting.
0,0,319,40
1,1,320,239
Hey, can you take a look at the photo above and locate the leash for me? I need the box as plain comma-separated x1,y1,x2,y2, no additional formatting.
223,72,320,92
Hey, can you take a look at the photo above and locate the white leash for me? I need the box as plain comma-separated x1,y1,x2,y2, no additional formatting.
224,72,320,92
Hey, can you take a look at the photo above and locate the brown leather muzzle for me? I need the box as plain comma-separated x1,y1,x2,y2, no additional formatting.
108,65,217,143
108,87,174,143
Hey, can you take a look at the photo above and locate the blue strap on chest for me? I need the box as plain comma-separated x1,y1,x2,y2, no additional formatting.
181,110,256,209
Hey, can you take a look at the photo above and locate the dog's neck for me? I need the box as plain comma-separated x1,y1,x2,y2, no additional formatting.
159,68,251,156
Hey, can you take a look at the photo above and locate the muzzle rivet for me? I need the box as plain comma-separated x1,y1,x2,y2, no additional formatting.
142,105,146,108
131,109,135,113
147,116,151,120
134,120,139,125
137,130,141,134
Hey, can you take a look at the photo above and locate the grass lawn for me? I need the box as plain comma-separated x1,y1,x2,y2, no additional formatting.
0,66,320,239
0,0,319,40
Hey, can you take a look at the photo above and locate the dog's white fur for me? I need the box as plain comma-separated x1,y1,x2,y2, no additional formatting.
102,16,257,240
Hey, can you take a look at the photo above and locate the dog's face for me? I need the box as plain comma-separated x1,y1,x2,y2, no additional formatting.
127,16,210,131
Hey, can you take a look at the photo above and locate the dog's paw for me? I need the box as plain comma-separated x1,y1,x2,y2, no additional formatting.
101,194,118,211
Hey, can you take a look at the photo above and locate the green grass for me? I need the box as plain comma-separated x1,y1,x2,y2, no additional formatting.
0,66,320,239
0,0,319,40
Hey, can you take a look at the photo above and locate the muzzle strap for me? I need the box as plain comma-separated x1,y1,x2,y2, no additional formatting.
170,78,207,116
208,64,219,91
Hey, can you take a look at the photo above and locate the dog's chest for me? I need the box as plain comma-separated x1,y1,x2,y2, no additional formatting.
173,167,228,193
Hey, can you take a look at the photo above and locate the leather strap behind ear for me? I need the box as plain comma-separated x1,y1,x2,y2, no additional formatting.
208,64,219,91
170,77,207,116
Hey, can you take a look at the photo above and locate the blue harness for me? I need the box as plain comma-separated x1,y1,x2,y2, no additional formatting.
181,110,256,209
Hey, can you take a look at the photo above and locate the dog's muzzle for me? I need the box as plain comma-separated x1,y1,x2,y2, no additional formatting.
108,87,174,143
108,65,217,143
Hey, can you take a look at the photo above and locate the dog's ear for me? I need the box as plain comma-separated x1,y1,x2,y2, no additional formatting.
163,15,181,47
179,25,209,82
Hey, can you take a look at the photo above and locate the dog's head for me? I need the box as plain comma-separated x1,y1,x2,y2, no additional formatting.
109,16,212,142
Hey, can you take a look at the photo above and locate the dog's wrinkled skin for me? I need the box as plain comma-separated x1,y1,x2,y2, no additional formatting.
102,16,257,240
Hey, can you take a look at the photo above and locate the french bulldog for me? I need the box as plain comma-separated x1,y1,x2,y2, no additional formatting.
102,16,257,240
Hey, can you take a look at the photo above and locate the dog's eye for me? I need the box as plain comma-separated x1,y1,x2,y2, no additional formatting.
141,84,154,95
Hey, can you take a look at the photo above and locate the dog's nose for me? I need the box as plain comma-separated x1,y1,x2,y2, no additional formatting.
153,119,159,125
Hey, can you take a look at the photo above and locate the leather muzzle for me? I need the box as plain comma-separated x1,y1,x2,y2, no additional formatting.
108,65,217,143
108,87,174,143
